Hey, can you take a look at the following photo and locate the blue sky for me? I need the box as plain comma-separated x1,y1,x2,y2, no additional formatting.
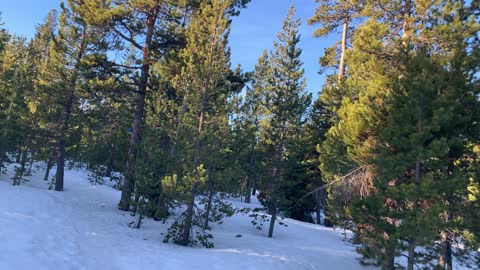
1,0,337,96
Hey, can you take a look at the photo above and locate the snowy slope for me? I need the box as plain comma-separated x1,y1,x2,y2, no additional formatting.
0,163,371,270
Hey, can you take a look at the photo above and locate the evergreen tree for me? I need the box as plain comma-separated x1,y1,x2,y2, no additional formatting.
256,4,311,238
26,10,59,182
35,1,107,191
162,0,239,247
236,51,270,203
302,98,333,225
0,35,33,182
319,1,480,269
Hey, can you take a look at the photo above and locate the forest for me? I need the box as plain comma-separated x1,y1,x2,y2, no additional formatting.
0,0,479,269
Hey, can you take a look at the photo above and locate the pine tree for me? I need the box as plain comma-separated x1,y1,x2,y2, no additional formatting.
27,10,59,182
35,1,106,191
302,98,333,225
0,35,33,182
162,0,238,247
237,51,270,203
257,4,311,238
318,1,480,269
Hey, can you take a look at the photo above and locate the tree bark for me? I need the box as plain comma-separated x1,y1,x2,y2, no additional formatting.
402,0,412,39
268,151,281,238
179,181,198,246
438,230,452,270
44,157,54,181
153,191,169,222
119,7,159,210
55,92,74,191
203,187,214,229
407,240,415,270
130,197,144,229
382,246,395,270
105,145,114,178
268,199,277,238
316,190,322,224
27,150,34,176
338,21,348,83
245,143,256,204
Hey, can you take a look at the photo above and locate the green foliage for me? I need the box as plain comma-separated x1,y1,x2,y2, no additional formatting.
251,5,311,236
318,1,480,268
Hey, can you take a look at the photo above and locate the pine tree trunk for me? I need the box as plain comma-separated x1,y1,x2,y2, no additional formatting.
268,200,277,238
438,230,452,270
15,148,22,163
316,190,322,225
338,21,348,83
180,181,198,246
20,146,28,177
203,186,214,229
130,197,144,229
403,0,412,39
106,146,114,178
268,160,281,238
44,157,53,181
245,145,256,204
382,246,395,270
154,191,169,222
106,165,112,178
119,8,159,210
407,240,415,270
245,177,251,204
55,92,74,192
27,151,34,176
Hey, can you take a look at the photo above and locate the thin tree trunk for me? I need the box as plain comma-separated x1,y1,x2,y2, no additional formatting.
268,155,281,238
119,7,159,210
19,145,28,177
402,0,412,50
268,124,285,238
203,186,214,229
268,199,277,238
338,21,348,83
55,92,74,192
382,246,395,270
15,148,22,163
402,0,411,39
438,230,452,270
27,150,34,176
105,145,114,178
130,197,144,229
407,240,415,270
13,145,29,185
154,191,169,222
245,144,256,204
316,190,322,224
44,157,54,181
180,181,198,246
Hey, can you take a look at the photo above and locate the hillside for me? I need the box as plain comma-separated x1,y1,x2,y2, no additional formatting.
0,163,369,270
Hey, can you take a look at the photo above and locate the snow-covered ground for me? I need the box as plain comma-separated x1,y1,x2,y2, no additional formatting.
0,162,370,270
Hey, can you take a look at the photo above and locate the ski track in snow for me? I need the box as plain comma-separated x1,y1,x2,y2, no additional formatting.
0,163,372,270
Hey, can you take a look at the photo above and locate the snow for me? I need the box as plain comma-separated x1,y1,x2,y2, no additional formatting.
0,162,371,270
